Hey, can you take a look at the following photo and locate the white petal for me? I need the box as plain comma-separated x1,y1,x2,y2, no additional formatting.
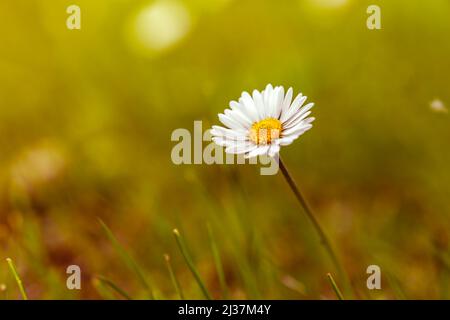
263,84,274,117
280,87,293,120
283,103,314,127
252,89,266,120
230,100,253,125
283,111,312,129
282,123,313,137
304,117,315,124
268,144,280,157
268,86,281,118
229,100,240,109
225,142,257,154
241,91,259,121
274,86,284,119
211,137,225,146
212,125,247,135
218,113,245,130
281,94,307,122
263,84,273,103
212,137,234,147
267,87,277,118
283,121,311,135
224,109,252,128
285,116,315,130
245,145,270,158
277,137,295,146
210,126,248,141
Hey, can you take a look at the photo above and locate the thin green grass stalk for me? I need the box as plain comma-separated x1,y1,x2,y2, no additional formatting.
385,270,407,300
207,223,229,299
185,174,261,299
234,254,261,299
187,172,261,298
6,258,28,300
98,218,154,299
92,278,115,300
96,276,132,300
223,205,262,299
278,157,352,295
327,273,344,300
173,228,212,300
164,254,184,300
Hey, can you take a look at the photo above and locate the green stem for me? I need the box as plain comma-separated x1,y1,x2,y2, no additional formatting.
6,258,28,300
278,157,349,289
327,273,344,300
173,229,212,300
207,223,228,299
95,276,132,300
164,254,184,300
98,219,154,299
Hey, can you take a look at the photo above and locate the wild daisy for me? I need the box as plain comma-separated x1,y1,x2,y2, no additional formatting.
211,85,351,294
210,84,315,158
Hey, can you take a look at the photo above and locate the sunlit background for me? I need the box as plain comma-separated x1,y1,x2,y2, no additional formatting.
0,0,449,299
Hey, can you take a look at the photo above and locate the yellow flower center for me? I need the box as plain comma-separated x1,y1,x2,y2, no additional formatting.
249,118,282,145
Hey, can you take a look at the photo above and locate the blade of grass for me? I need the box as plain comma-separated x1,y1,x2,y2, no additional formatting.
173,228,211,300
327,273,344,300
6,258,28,300
92,278,115,300
385,270,407,300
207,223,228,299
95,276,132,300
224,205,261,299
164,254,184,299
98,218,154,299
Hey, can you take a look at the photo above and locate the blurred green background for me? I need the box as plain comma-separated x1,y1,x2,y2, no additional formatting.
0,0,449,299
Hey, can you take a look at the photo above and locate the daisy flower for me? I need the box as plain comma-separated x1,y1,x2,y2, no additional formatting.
211,84,315,158
210,85,346,285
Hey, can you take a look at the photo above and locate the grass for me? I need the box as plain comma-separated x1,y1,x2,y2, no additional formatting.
326,273,344,300
279,157,352,295
6,258,28,300
164,254,184,300
0,0,449,300
173,228,212,300
98,218,154,299
207,223,229,299
92,278,115,300
95,276,132,300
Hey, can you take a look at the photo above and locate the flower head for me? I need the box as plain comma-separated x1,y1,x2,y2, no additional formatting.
211,84,315,158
